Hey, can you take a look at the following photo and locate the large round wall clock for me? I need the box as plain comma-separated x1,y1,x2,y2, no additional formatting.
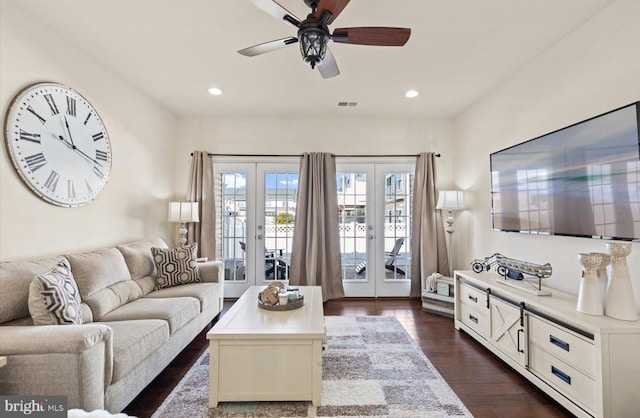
4,82,112,207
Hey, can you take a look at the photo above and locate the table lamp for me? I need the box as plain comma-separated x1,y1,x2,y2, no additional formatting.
168,201,199,246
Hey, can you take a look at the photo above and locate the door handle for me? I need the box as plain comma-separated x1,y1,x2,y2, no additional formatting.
517,328,524,353
258,234,263,240
368,235,374,240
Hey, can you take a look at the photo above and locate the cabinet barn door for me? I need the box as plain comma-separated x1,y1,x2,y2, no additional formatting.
490,297,526,366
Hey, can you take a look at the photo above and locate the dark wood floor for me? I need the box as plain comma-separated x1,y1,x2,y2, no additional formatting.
123,298,574,418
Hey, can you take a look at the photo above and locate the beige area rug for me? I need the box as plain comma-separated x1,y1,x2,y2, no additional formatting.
152,316,472,417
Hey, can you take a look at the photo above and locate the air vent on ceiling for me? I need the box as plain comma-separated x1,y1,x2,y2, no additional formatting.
338,101,358,107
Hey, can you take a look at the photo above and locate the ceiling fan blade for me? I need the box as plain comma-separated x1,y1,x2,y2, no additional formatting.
249,0,301,28
238,37,298,57
315,0,350,25
332,27,411,46
317,48,340,79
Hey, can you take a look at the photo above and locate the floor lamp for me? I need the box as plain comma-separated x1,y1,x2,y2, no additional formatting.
436,191,465,275
168,201,200,246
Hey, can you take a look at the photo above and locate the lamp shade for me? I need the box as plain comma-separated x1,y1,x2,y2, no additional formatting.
168,201,199,223
436,191,465,210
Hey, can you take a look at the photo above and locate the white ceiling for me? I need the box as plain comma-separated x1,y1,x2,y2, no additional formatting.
14,0,614,118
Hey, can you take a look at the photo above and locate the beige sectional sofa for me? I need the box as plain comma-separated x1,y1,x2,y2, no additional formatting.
0,237,224,413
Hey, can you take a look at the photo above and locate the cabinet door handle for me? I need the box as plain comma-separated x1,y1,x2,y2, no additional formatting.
469,314,478,324
550,335,570,352
468,295,478,303
517,328,524,353
551,366,571,385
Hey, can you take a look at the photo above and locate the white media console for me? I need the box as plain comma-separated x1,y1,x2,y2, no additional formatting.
454,270,640,418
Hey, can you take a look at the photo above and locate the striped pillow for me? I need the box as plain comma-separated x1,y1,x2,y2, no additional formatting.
28,259,83,325
151,244,201,290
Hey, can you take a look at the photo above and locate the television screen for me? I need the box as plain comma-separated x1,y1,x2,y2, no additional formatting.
490,102,640,241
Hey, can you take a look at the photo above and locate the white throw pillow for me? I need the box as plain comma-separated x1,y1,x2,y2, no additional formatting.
28,259,82,325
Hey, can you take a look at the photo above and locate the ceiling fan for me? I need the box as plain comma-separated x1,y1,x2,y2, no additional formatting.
238,0,411,79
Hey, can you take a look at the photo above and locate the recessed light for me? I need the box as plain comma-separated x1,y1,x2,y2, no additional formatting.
208,87,223,96
405,90,419,98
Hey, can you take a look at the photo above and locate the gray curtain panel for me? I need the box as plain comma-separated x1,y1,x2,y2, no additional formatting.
187,151,216,261
290,152,345,301
410,152,449,297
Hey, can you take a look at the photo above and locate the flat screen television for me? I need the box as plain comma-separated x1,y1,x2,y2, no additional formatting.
490,102,640,241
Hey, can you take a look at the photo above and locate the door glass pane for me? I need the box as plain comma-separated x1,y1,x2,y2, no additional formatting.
337,172,368,281
264,172,298,281
215,171,247,283
384,172,413,280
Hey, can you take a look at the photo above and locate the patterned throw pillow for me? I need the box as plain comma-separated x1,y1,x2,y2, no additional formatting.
28,259,83,325
151,243,201,290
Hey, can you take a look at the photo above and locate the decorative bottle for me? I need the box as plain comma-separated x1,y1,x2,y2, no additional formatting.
577,253,604,316
605,242,638,321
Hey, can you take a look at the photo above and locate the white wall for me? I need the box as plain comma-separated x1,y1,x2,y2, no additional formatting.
0,3,178,260
453,0,640,309
175,115,455,192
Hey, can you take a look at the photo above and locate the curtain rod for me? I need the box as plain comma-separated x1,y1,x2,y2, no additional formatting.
190,152,441,158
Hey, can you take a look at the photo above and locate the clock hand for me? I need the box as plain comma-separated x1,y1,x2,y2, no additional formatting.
57,135,103,167
56,134,74,149
64,116,75,146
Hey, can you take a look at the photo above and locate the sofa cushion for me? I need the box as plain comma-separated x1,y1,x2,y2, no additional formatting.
99,297,200,334
145,283,222,313
66,248,142,321
0,256,67,323
117,237,168,281
133,276,156,297
101,319,169,383
151,244,200,290
28,259,83,325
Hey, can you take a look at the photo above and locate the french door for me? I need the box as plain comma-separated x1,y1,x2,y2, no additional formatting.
215,160,413,298
214,162,298,298
337,163,414,297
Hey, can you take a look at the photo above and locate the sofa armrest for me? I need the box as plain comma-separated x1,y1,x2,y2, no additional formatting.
199,260,224,311
199,260,223,283
0,324,113,411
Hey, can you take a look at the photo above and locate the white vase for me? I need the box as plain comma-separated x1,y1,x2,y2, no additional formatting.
591,252,611,312
577,253,604,316
605,242,638,321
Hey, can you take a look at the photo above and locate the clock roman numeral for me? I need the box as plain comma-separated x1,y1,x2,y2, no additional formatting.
93,165,105,179
19,129,41,144
85,179,94,194
83,112,92,126
67,180,76,198
24,152,47,172
44,170,60,192
26,105,46,124
96,150,109,162
44,94,59,115
92,132,105,142
66,96,76,117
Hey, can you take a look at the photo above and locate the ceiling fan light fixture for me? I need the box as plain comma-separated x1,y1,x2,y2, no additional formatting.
241,0,411,78
299,28,328,69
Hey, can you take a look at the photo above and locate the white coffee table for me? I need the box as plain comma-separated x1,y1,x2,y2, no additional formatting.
207,285,324,407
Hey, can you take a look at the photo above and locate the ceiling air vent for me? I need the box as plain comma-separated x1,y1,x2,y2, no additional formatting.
338,101,358,107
